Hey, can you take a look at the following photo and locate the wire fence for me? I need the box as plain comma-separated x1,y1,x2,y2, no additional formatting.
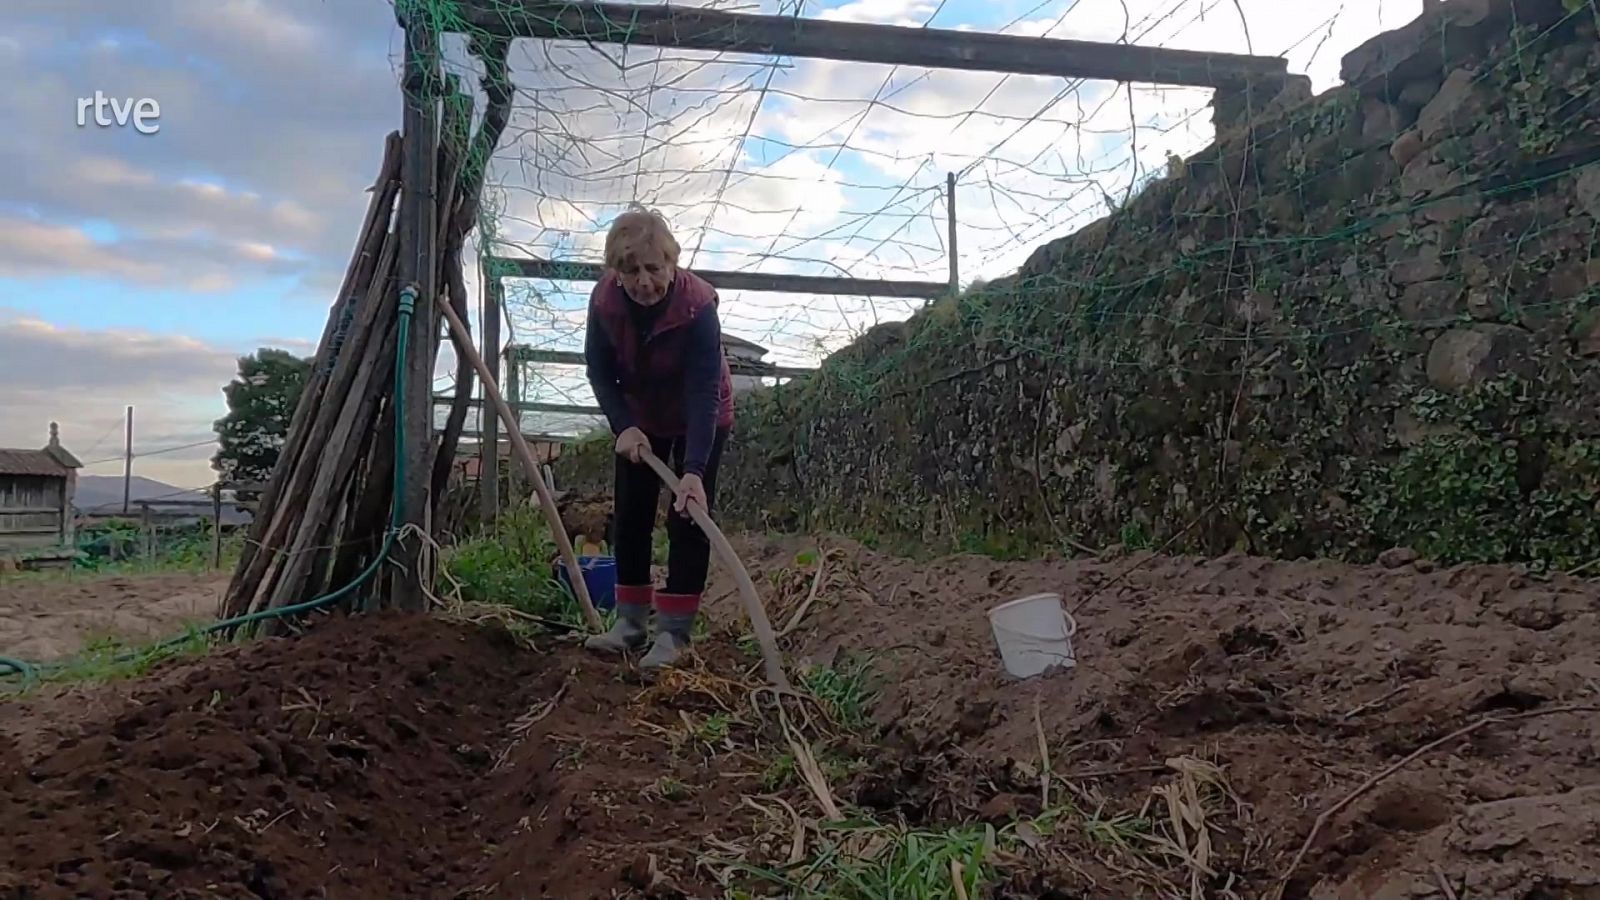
70,516,241,574
416,0,1600,568
409,0,1401,436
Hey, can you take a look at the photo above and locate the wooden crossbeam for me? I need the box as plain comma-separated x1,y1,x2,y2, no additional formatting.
450,1,1288,89
433,395,605,417
504,346,815,380
456,431,579,445
129,499,224,511
488,255,948,300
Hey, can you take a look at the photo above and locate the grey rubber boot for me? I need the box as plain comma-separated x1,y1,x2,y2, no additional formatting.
639,611,695,673
584,601,650,654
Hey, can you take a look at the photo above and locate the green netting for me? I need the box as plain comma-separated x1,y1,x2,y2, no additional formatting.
407,0,1600,569
404,0,1251,425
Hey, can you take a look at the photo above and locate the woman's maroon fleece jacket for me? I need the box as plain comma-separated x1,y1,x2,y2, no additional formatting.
584,267,735,477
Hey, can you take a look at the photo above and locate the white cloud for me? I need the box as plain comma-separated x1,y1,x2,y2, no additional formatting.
72,156,159,187
0,0,1430,439
0,0,400,301
474,0,1428,419
169,0,324,56
0,309,244,486
0,214,304,292
234,240,281,263
819,0,940,25
0,218,167,283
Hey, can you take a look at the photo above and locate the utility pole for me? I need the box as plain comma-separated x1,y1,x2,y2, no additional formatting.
122,405,134,514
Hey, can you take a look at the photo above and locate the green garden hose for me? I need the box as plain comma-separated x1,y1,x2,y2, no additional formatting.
0,285,419,687
0,655,35,682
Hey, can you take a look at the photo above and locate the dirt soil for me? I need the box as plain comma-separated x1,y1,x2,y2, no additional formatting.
0,611,771,900
0,571,225,661
714,537,1600,899
1,539,1597,898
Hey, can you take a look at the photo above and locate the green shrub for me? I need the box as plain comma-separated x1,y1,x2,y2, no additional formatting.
444,505,573,621
68,520,241,575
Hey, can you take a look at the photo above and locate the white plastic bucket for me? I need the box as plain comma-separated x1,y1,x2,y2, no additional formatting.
988,593,1077,679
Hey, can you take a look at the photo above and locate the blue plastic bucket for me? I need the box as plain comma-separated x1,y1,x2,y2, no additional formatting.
555,555,617,611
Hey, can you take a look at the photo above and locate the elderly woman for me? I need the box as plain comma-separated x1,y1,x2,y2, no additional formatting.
582,208,734,671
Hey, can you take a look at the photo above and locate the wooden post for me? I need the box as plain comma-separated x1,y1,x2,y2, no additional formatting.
122,405,133,515
140,502,153,561
946,172,959,294
211,484,223,569
480,269,502,526
504,344,521,407
504,346,522,501
394,12,441,612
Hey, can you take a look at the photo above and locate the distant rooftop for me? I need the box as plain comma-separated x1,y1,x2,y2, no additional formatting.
0,423,82,477
721,332,768,357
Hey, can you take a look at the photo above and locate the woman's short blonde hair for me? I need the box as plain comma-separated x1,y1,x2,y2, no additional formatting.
604,207,681,270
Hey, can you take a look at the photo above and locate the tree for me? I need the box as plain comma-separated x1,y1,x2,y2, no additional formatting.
212,348,311,501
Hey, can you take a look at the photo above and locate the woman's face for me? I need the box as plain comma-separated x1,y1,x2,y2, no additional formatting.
616,247,674,307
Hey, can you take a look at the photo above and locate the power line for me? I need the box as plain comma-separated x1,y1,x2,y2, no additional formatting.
80,438,216,469
75,416,127,461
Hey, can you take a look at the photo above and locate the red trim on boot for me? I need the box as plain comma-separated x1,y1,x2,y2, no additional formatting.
615,584,655,608
654,592,701,615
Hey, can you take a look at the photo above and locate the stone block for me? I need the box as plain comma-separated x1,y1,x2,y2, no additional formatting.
1339,0,1565,95
1390,244,1448,286
1398,76,1445,112
1573,309,1600,357
1212,75,1314,134
1545,262,1591,305
1400,154,1466,199
1391,129,1425,167
1400,281,1465,322
1421,193,1482,225
1424,324,1535,390
1361,97,1404,142
1466,287,1505,320
1417,68,1485,145
1575,165,1600,220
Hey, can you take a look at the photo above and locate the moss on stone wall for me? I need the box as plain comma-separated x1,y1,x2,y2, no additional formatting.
557,0,1600,569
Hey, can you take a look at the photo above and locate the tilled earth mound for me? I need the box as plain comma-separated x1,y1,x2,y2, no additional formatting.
4,538,1599,899
0,613,755,900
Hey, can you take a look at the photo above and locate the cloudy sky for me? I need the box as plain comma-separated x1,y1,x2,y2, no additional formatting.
0,0,1422,489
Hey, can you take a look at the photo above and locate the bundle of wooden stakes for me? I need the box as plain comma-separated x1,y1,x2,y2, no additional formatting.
219,36,513,628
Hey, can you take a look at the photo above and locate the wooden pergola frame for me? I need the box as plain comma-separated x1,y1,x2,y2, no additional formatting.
452,1,1289,88
397,0,1292,527
432,345,818,440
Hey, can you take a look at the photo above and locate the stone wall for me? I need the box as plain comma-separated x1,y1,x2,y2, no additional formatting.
558,0,1600,569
